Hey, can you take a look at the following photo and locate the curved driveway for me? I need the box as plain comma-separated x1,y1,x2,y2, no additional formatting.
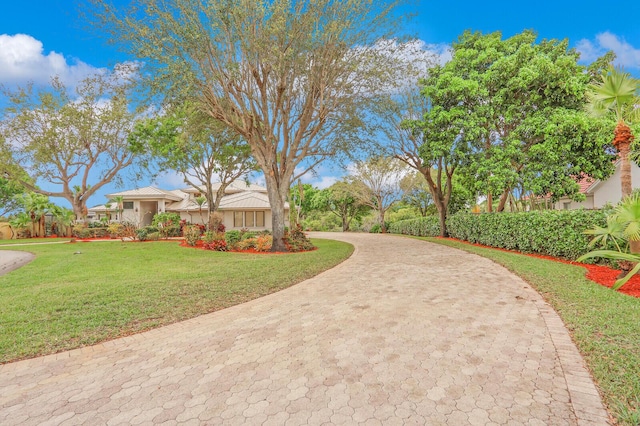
0,233,609,425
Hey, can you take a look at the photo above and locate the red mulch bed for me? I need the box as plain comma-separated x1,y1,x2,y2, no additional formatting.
437,237,640,298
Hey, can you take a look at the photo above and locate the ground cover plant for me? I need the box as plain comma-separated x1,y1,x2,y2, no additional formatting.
0,238,353,364
421,236,640,425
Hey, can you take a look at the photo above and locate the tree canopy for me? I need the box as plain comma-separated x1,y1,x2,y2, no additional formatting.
438,30,615,212
91,0,408,250
0,66,140,220
129,102,256,229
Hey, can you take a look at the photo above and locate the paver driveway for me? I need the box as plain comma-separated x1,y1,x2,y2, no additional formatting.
0,233,609,425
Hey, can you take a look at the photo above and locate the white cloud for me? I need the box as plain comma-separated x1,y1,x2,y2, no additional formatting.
156,170,186,189
576,31,640,69
0,34,103,86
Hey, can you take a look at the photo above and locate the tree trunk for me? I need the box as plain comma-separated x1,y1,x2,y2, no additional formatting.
379,208,387,233
437,203,447,237
342,215,349,232
263,174,288,252
487,192,493,213
614,121,634,198
496,190,510,213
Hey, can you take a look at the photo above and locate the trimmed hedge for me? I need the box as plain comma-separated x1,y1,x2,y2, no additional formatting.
388,216,440,237
391,209,608,261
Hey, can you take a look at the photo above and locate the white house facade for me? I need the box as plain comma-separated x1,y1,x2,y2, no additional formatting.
554,161,640,210
88,182,289,230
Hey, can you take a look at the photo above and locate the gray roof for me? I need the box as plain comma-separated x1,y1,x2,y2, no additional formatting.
105,186,184,201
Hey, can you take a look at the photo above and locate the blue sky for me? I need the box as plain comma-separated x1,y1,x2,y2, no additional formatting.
2,0,640,208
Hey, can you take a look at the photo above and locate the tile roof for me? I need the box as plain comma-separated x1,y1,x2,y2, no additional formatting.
105,186,183,201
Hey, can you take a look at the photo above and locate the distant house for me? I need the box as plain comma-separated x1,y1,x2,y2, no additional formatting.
554,160,640,210
87,182,289,230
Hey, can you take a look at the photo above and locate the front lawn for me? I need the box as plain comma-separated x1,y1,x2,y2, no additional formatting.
423,237,640,426
0,238,353,364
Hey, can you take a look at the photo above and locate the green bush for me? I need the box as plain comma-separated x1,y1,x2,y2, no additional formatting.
152,212,181,227
225,230,242,248
391,210,609,261
388,216,440,237
147,232,160,241
136,228,149,241
446,210,607,260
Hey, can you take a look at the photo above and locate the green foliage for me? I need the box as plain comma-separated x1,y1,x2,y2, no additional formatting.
446,210,607,260
225,230,242,248
389,216,441,237
421,30,615,215
1,66,140,217
107,223,125,238
183,225,201,247
579,193,640,290
284,225,315,252
152,212,181,227
0,176,27,218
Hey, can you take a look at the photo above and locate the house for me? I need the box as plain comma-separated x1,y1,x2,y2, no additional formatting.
554,160,640,210
87,182,289,230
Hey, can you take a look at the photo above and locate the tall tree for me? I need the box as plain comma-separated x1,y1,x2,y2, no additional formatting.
311,181,369,232
92,0,406,251
0,66,139,220
586,66,640,198
349,157,406,233
129,102,256,229
377,84,475,236
437,30,615,212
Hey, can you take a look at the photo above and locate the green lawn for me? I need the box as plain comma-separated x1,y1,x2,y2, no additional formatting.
0,239,353,364
0,237,72,245
421,236,640,426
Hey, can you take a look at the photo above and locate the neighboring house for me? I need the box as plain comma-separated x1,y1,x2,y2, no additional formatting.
88,182,289,230
554,160,640,210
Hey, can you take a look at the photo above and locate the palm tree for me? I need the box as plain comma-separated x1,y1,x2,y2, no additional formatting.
586,66,640,198
195,196,207,226
109,196,125,222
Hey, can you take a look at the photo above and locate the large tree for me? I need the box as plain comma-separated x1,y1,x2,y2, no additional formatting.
129,102,256,229
0,67,139,220
349,157,406,233
438,30,615,212
92,0,406,251
586,66,640,198
377,84,475,236
311,181,369,231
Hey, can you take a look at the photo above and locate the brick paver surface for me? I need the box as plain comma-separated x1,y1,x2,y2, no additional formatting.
0,233,610,425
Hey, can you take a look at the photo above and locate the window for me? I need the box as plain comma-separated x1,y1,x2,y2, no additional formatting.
234,211,243,227
256,211,265,227
123,201,134,210
563,202,571,210
245,211,255,227
232,211,266,228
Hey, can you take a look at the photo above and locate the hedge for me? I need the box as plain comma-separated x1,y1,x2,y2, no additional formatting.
391,209,608,261
388,216,440,237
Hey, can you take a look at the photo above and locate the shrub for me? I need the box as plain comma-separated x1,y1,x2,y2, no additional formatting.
183,225,201,247
445,210,608,260
388,216,440,237
136,228,149,241
241,231,257,240
369,224,382,233
225,230,242,249
255,235,273,252
147,232,160,241
202,230,216,244
237,237,257,250
72,225,92,239
107,223,124,238
284,225,315,252
152,212,181,227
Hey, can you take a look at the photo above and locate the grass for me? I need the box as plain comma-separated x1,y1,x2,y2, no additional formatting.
0,237,72,245
420,236,640,426
0,238,353,364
